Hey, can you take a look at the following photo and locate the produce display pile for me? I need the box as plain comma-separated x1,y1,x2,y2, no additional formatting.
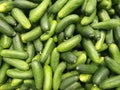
0,0,120,90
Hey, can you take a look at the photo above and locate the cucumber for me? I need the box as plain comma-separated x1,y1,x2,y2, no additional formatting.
1,49,28,59
11,78,23,87
40,12,50,32
62,71,79,81
82,38,102,64
99,75,120,89
81,9,96,25
0,19,16,36
0,82,16,90
0,63,10,84
13,33,24,51
0,13,17,26
95,31,106,51
58,0,83,18
76,64,98,74
31,60,43,90
67,52,87,70
29,0,50,23
64,82,81,90
13,0,38,9
43,64,52,90
109,43,120,64
40,38,55,63
11,8,31,29
77,24,95,38
79,74,92,83
0,34,12,49
60,75,79,90
33,38,43,52
49,0,68,14
0,1,14,13
91,19,120,30
55,14,79,34
92,66,109,85
65,24,75,38
104,56,120,74
61,51,77,64
21,26,42,43
53,62,66,90
3,58,29,70
57,34,82,52
50,48,60,72
84,0,97,15
7,69,33,79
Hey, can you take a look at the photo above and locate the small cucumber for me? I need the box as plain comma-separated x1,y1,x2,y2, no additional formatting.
99,75,120,89
57,34,82,52
76,64,98,74
7,69,33,79
12,8,31,29
3,58,29,70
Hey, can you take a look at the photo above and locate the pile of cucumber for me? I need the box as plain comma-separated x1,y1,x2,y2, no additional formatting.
0,0,120,90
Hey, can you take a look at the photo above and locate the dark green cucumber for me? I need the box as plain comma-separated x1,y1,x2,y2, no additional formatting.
64,82,81,90
0,63,10,84
76,64,98,74
13,33,24,51
40,12,50,32
61,51,77,64
93,66,109,85
0,13,17,26
60,75,79,90
65,24,75,38
0,19,16,36
77,24,94,38
99,75,120,89
104,56,120,74
33,38,43,52
58,32,65,44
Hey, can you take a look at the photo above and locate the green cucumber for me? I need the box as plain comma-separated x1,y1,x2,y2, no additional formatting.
12,8,31,29
0,19,16,36
3,58,29,70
